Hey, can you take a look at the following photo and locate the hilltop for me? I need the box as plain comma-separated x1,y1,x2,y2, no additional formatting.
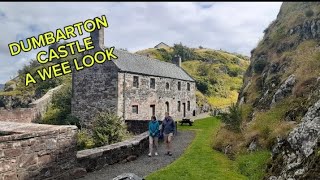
136,44,250,110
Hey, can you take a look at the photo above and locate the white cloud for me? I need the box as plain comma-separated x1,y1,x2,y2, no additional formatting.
0,2,282,83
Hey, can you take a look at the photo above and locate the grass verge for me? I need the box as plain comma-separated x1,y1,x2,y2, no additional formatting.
146,117,246,180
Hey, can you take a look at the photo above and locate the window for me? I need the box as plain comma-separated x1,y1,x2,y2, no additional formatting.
187,83,190,91
133,76,139,88
178,101,181,112
166,82,170,90
178,81,181,90
187,101,190,111
150,78,155,89
165,102,169,113
132,105,138,114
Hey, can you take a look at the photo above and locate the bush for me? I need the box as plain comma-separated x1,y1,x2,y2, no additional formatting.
157,48,172,62
196,79,210,95
220,103,243,132
92,111,129,147
41,82,80,128
305,9,314,17
253,59,267,73
77,129,95,150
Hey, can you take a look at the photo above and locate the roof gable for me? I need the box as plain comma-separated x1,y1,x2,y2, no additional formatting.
154,42,170,48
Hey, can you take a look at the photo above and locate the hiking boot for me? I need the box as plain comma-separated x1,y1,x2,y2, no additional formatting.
155,152,158,156
168,152,172,156
148,153,152,157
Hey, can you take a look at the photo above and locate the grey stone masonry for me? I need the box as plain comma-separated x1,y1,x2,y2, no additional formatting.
76,131,149,172
71,25,197,127
0,121,78,180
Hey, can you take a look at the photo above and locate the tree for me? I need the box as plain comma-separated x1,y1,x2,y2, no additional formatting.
220,103,243,132
172,42,195,61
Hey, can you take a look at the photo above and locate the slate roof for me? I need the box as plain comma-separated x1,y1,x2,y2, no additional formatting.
104,48,195,82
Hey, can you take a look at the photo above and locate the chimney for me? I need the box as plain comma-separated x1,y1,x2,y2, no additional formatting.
89,24,104,49
172,55,181,67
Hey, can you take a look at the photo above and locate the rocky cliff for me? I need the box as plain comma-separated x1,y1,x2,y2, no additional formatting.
237,2,320,179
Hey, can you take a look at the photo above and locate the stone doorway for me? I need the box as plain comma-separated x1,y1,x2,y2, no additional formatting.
150,105,155,117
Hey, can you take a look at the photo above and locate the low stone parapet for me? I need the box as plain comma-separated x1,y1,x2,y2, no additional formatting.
76,131,149,172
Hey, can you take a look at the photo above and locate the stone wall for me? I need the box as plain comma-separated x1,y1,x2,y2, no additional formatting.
0,121,78,180
125,120,150,134
118,72,197,121
29,85,63,118
76,131,149,173
72,59,119,127
0,108,38,123
0,85,63,123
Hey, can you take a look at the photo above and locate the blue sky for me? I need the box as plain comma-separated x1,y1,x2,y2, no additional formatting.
0,2,282,84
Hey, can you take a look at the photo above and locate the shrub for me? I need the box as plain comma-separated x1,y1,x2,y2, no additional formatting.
41,82,80,128
220,103,243,132
305,9,314,17
196,79,210,95
92,111,129,147
253,59,267,73
77,129,95,150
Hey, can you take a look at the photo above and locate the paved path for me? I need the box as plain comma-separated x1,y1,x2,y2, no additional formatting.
190,113,210,121
79,130,195,180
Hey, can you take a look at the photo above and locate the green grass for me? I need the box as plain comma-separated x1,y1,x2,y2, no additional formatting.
146,117,247,180
235,151,271,180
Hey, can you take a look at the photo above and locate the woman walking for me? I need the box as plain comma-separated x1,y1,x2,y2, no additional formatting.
148,116,160,157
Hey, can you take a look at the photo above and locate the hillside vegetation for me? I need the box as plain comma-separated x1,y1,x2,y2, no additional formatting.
213,2,320,179
1,43,249,114
136,44,250,109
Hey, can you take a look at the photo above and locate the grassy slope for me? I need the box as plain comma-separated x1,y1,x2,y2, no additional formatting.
146,117,270,180
211,3,320,178
238,2,320,149
136,48,249,108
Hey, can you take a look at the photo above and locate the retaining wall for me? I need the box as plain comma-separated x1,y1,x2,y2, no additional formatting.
0,121,78,180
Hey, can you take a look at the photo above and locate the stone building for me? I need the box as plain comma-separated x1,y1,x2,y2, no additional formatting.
154,42,170,49
72,28,196,126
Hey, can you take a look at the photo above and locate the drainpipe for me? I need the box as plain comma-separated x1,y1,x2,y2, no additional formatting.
123,72,126,120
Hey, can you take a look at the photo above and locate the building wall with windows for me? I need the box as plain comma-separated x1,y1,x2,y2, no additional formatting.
117,72,196,121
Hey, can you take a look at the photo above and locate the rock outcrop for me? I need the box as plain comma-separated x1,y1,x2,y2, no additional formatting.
235,2,320,178
271,74,296,105
268,99,320,179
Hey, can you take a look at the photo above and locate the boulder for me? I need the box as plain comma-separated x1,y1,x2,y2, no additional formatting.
71,168,87,179
112,173,144,180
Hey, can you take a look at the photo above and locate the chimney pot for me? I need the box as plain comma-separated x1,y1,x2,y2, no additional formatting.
172,55,181,67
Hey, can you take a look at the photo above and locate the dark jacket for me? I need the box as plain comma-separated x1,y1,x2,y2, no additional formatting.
149,120,160,137
161,116,175,135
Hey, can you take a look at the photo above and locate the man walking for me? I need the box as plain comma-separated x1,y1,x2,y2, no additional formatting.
161,112,176,156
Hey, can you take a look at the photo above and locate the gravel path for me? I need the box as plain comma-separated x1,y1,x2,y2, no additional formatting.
79,130,195,180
